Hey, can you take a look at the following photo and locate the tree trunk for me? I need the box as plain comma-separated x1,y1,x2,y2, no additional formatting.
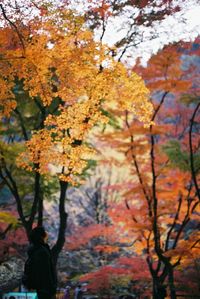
152,278,157,299
152,276,159,299
168,265,176,299
37,188,44,226
51,180,68,266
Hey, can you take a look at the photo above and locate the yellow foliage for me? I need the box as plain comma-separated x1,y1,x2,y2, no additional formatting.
0,9,152,184
0,211,18,227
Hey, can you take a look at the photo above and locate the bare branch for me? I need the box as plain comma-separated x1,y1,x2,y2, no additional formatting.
189,100,200,201
0,4,26,57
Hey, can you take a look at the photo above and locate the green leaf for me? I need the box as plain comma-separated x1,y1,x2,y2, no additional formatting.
163,140,200,173
179,94,200,106
101,109,121,129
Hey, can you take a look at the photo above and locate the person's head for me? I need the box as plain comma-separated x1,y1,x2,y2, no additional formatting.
29,226,47,244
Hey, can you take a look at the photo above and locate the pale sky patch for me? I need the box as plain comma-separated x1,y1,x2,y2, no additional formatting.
101,2,200,65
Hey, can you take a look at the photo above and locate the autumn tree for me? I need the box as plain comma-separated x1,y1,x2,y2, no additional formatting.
69,41,200,299
0,1,152,266
79,260,150,298
101,42,200,298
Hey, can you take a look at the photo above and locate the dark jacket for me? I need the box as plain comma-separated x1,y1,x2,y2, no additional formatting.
27,242,57,294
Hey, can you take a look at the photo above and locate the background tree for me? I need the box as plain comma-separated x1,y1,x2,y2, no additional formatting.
107,41,200,298
67,40,200,299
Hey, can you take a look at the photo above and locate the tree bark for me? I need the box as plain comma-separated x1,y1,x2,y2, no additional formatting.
37,187,44,226
51,180,68,265
168,265,176,299
152,276,160,299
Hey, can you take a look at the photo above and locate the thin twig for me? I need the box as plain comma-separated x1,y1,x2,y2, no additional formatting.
0,4,26,57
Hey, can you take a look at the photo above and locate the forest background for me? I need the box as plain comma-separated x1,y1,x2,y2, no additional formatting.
0,1,200,299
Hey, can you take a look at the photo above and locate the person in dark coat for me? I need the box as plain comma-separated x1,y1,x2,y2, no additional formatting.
26,226,57,299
